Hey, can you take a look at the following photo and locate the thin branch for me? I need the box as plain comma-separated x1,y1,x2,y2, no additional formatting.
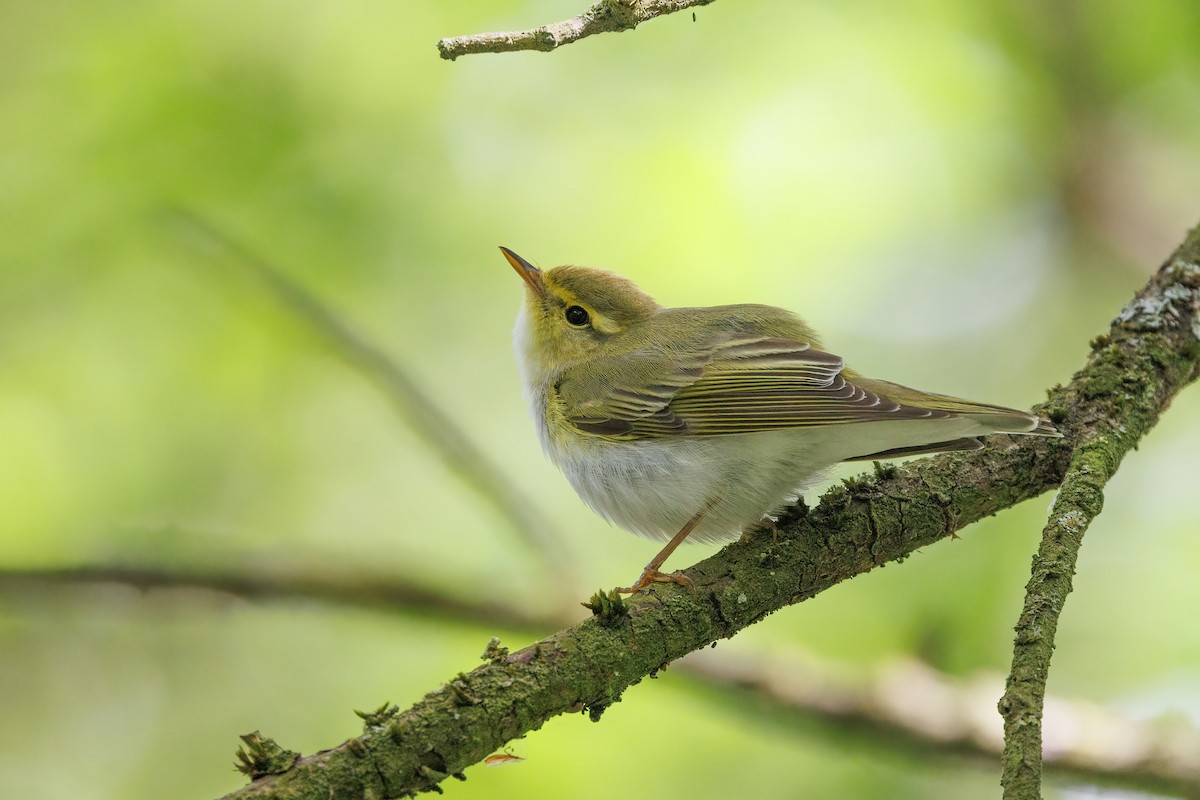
163,209,570,572
210,225,1199,799
436,0,715,61
8,559,1199,796
0,564,561,632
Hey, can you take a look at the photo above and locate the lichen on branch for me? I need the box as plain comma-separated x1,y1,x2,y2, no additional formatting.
436,0,716,61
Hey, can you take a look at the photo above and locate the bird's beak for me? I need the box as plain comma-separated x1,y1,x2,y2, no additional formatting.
500,246,544,295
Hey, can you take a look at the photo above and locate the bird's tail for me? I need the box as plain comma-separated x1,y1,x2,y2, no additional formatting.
853,377,1062,438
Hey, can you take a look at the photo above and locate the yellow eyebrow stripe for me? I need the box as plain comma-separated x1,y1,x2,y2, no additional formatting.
545,285,622,334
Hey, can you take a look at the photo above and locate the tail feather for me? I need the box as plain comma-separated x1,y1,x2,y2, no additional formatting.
844,437,984,462
854,377,1062,439
1028,417,1062,437
960,410,1061,437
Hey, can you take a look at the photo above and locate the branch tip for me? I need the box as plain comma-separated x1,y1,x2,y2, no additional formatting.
233,731,299,780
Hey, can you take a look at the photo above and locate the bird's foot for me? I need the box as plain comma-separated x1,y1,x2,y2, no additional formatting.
615,567,693,595
740,516,778,542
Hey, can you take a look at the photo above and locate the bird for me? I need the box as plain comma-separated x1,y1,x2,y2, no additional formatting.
501,247,1059,594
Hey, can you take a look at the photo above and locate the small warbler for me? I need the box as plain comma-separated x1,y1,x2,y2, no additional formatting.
501,247,1059,594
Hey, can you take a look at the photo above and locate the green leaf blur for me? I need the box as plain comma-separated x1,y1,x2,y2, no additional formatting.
2,1,1198,798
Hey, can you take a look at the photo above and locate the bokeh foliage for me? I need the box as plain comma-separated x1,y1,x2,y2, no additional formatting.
1,1,1198,798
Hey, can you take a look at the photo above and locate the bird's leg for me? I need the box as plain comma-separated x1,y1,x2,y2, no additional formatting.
616,503,713,594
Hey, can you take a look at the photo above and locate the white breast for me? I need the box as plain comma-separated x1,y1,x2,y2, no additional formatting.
545,429,828,543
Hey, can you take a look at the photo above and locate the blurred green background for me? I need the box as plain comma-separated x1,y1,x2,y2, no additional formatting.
2,1,1199,798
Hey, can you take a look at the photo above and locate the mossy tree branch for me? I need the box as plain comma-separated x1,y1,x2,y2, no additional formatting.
436,0,715,61
1000,246,1200,796
214,226,1200,799
1000,452,1106,798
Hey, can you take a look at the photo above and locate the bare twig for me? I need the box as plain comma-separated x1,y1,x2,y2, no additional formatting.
163,209,571,573
436,0,715,60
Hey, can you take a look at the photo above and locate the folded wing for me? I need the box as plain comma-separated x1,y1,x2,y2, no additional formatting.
560,335,1051,441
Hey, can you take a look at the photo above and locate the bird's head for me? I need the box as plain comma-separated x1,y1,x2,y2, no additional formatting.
502,247,660,381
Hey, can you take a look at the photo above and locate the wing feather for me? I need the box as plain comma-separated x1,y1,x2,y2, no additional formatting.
557,334,972,440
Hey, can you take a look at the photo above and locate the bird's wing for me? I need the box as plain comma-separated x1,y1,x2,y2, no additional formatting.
558,335,972,440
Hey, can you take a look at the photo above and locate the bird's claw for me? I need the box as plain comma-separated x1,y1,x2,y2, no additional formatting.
616,567,693,595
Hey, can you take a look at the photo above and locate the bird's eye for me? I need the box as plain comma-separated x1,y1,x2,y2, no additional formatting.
565,305,590,327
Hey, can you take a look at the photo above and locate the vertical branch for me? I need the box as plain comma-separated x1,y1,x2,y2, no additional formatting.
998,449,1106,797
998,236,1200,798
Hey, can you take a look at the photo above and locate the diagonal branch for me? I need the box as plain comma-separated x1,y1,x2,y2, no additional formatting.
214,225,1200,799
164,209,570,572
436,0,716,61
